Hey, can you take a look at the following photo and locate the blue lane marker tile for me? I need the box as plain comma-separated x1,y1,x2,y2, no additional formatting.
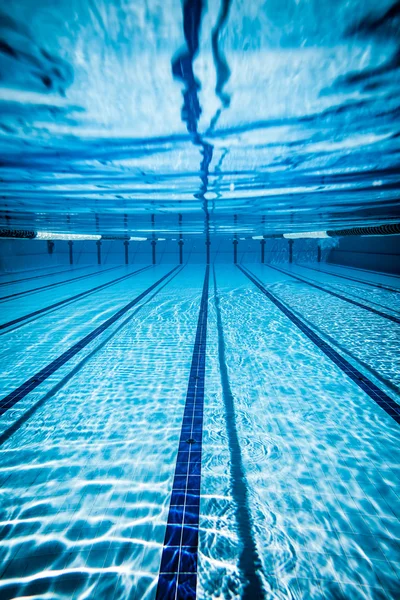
156,266,209,600
267,264,400,324
0,266,180,417
239,266,400,425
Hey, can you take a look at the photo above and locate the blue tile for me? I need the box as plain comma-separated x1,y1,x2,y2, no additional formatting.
179,547,198,573
160,547,180,573
177,573,197,600
156,573,177,600
164,525,182,546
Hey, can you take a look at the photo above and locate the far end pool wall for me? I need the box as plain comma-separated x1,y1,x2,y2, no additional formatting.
326,234,400,275
0,235,399,272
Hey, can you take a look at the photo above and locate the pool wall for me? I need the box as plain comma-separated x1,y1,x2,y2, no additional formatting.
1,235,399,273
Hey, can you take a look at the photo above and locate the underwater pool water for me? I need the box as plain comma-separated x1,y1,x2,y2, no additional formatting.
0,262,399,599
0,0,400,597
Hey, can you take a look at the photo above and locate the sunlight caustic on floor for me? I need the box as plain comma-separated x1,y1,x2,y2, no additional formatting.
0,263,399,599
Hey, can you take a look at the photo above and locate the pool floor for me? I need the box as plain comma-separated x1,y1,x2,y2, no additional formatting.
0,263,399,599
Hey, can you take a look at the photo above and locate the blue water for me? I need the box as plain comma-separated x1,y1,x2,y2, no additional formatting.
0,262,399,598
0,1,399,235
0,2,400,598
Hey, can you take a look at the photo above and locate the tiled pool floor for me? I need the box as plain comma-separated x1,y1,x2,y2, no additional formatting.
0,264,399,599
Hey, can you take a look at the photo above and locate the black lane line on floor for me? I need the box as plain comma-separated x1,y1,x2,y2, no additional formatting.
0,265,120,302
239,266,400,425
0,267,184,447
297,263,400,294
156,266,209,600
0,266,179,417
0,265,65,277
266,264,400,325
0,265,152,332
0,264,64,279
325,263,400,281
276,264,400,316
212,266,265,598
0,265,88,288
279,296,400,397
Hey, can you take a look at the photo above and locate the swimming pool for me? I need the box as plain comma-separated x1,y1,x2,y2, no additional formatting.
0,261,399,599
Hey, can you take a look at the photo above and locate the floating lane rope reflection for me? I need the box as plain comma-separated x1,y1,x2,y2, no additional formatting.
156,266,209,600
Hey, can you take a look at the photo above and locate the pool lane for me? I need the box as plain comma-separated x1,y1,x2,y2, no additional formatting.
207,265,400,599
250,264,400,392
0,265,120,302
240,266,400,424
0,266,205,600
297,263,400,293
0,267,179,418
0,265,132,328
291,263,400,315
0,264,62,279
0,266,171,403
0,265,89,288
0,265,151,332
266,264,400,323
322,263,400,282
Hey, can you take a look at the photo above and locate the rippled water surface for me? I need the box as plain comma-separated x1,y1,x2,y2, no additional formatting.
0,0,399,235
0,264,399,599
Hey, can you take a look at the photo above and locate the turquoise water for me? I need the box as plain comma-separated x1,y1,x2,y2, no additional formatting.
0,263,399,598
0,0,399,235
0,0,400,597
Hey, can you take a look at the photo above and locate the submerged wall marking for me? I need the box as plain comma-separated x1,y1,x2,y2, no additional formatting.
156,266,209,600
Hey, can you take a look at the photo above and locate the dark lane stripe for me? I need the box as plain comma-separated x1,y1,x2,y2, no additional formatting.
213,266,265,598
156,266,209,600
0,266,184,447
327,263,400,280
239,266,400,425
0,265,88,287
266,264,400,324
0,266,119,302
0,264,61,278
0,265,151,332
270,264,400,316
0,267,179,417
298,263,400,293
